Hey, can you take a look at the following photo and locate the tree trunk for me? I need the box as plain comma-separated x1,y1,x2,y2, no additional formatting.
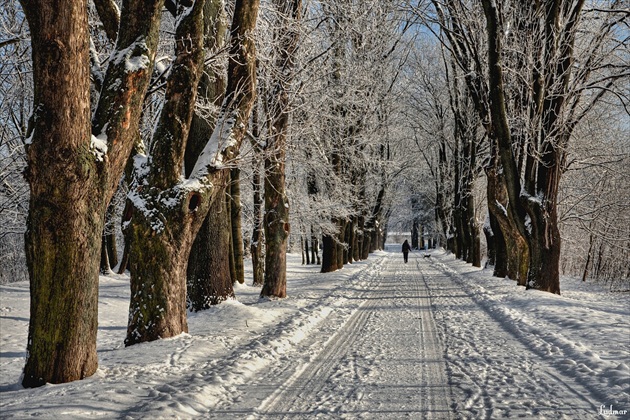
20,0,165,387
303,233,310,264
106,232,118,269
126,214,194,345
250,98,265,286
354,216,363,261
24,189,103,388
260,0,302,298
100,235,111,274
126,0,260,343
488,175,529,285
490,214,508,277
117,237,130,274
524,160,562,293
483,215,496,267
526,212,561,293
251,141,265,285
125,0,215,337
311,226,320,265
346,218,354,264
420,225,426,250
21,0,98,387
582,230,594,282
227,184,237,284
187,184,235,310
321,231,339,273
485,157,512,278
467,192,481,267
411,218,419,249
361,221,371,260
369,225,379,253
337,219,346,268
262,141,289,297
183,0,229,297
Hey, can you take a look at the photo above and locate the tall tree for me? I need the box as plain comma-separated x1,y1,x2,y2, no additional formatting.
20,0,96,387
230,166,246,285
480,0,627,293
430,0,531,284
261,0,303,298
125,0,260,345
250,98,265,286
19,0,164,387
184,0,231,311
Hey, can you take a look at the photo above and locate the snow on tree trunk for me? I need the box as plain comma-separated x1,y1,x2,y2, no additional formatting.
20,0,164,387
183,0,230,304
125,0,260,343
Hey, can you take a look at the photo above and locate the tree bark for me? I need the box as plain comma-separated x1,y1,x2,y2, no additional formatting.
187,183,235,311
354,215,363,261
125,0,260,344
261,138,289,296
337,218,346,268
230,167,245,284
100,235,111,274
20,0,98,388
20,0,164,387
261,0,302,298
250,108,265,286
346,218,354,264
486,161,529,284
411,217,419,250
311,225,320,265
106,232,118,269
93,0,120,42
321,230,339,273
466,190,481,267
303,232,310,265
126,0,207,343
183,0,230,301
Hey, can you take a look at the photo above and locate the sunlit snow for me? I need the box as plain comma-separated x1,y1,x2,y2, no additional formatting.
0,249,628,418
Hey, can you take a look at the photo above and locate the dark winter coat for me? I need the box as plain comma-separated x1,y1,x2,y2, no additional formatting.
402,241,411,254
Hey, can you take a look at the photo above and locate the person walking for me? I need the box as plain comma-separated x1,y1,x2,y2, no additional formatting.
402,239,411,263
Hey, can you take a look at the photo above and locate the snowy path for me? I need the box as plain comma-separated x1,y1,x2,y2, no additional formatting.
1,249,628,419
420,255,605,419
247,255,453,419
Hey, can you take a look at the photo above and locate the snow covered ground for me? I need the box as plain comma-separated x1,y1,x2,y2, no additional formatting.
0,248,628,419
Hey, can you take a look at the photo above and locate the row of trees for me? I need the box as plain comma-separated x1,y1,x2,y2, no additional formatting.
404,0,628,293
2,0,414,388
14,0,264,387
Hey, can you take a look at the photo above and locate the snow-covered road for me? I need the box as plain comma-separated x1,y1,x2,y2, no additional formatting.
1,249,628,419
421,256,604,419
247,255,453,419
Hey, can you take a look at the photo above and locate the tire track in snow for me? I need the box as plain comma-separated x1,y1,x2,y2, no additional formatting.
410,256,455,419
118,257,387,419
204,255,388,418
256,270,390,418
422,255,601,419
257,252,456,419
